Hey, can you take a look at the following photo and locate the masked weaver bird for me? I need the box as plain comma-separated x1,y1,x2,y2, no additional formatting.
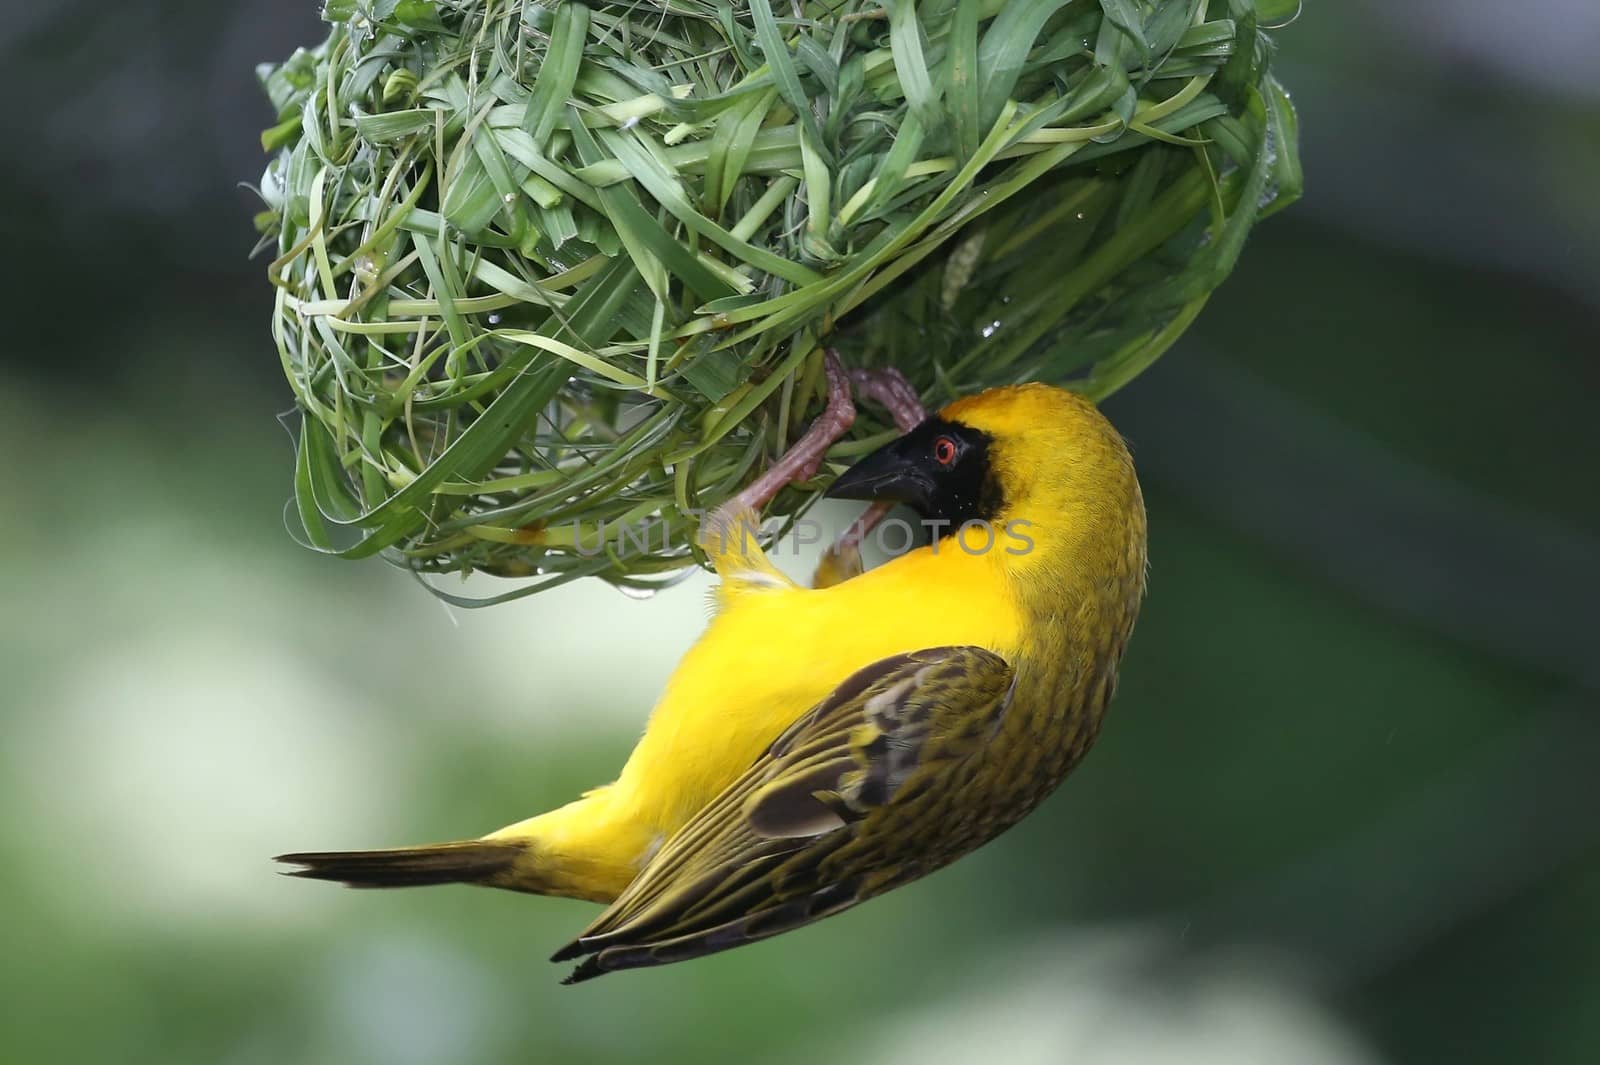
280,353,1148,983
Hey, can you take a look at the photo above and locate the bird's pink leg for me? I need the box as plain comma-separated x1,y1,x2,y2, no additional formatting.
814,367,928,588
726,350,856,515
698,350,855,572
847,366,926,434
694,353,929,587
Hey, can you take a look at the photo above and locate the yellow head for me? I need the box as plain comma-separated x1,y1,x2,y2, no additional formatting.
828,382,1146,589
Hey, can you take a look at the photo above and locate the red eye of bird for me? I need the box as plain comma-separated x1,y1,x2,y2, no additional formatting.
933,435,959,466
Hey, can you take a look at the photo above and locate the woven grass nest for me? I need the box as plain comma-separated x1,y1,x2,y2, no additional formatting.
256,0,1300,603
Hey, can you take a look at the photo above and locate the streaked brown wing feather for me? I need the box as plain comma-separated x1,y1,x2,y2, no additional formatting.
553,646,1014,983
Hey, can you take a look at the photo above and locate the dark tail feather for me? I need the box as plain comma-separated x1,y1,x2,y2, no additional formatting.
275,841,522,888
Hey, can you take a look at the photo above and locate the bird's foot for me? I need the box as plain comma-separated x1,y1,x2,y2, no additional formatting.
809,369,928,587
810,367,927,587
694,350,928,588
696,349,855,578
727,348,857,515
846,366,927,433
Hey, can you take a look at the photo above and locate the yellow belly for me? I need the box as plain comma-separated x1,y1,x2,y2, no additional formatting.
611,545,1025,833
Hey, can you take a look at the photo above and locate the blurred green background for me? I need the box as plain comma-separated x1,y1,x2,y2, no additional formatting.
3,3,1597,1063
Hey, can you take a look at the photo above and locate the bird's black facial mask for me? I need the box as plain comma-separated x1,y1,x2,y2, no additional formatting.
825,417,1001,527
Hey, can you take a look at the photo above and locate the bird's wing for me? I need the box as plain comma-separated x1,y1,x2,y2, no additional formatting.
553,645,1015,983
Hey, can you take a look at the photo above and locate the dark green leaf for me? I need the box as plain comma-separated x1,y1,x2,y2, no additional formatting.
976,0,1072,127
523,1,589,150
1099,0,1152,58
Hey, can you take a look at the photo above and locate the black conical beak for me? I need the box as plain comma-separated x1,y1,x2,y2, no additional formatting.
825,434,935,510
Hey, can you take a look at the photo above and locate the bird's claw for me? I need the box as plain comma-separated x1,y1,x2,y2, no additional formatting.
698,350,927,588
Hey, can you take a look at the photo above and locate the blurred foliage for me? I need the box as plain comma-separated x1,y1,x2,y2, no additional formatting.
1,3,1597,1065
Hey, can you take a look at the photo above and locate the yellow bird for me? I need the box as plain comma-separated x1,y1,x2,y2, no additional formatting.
279,355,1147,983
